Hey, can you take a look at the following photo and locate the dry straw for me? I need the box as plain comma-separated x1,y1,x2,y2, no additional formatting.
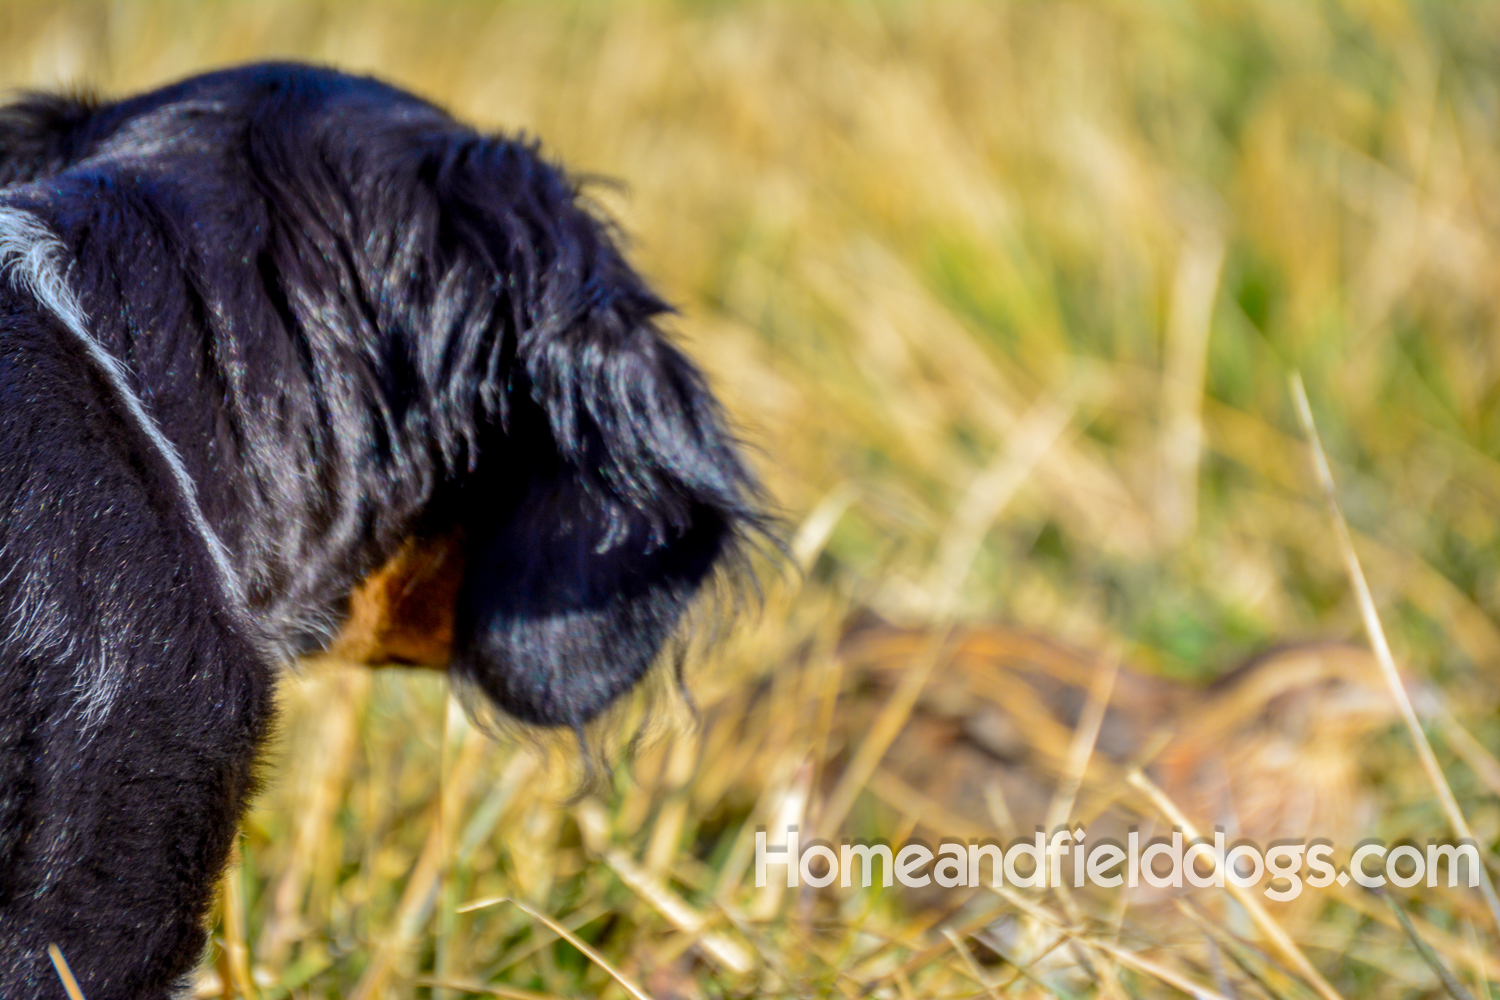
47,945,86,1000
1291,373,1500,936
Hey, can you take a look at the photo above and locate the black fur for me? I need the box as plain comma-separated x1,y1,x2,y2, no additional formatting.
0,63,762,998
0,92,97,186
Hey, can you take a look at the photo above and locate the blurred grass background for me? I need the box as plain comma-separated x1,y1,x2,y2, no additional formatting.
8,1,1500,997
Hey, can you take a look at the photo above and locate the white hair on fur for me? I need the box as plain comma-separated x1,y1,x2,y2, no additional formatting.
0,203,245,724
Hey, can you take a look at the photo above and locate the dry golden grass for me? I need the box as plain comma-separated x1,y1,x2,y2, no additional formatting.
7,1,1500,997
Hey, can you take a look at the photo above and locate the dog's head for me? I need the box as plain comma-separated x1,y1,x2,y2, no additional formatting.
300,71,769,730
0,64,769,731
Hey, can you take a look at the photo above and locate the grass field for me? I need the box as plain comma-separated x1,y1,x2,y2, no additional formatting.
7,1,1500,997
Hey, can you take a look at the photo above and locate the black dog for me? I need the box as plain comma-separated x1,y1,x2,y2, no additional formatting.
0,63,762,998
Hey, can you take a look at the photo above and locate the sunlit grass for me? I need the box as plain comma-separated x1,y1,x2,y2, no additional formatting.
7,1,1500,996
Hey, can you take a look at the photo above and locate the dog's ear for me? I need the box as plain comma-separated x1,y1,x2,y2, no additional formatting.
450,320,757,730
452,408,743,729
432,138,765,729
0,92,97,186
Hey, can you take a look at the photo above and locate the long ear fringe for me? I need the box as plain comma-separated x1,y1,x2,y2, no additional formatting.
443,132,786,561
431,134,768,525
525,327,770,549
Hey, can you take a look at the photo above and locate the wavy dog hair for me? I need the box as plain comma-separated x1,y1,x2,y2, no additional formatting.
0,64,764,999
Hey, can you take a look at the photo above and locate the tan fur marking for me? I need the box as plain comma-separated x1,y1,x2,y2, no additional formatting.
329,533,465,667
